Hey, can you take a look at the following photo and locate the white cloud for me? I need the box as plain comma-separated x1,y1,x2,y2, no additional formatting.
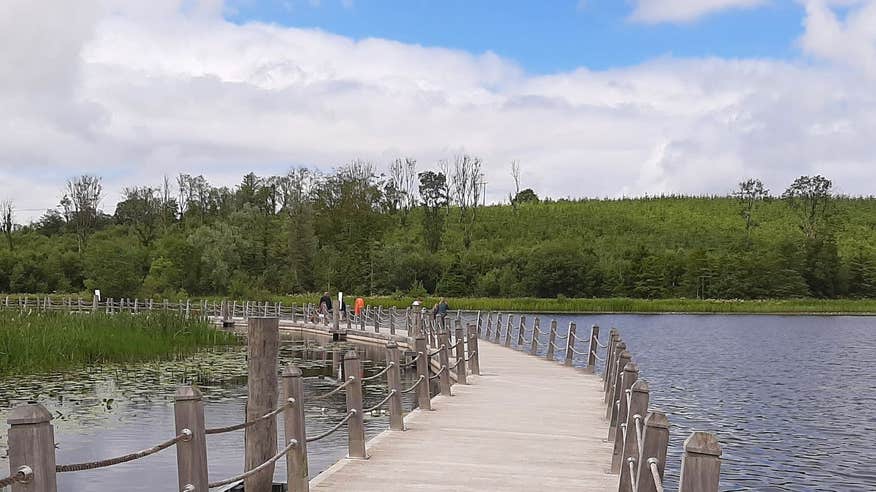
1,0,876,222
630,0,767,24
799,0,876,77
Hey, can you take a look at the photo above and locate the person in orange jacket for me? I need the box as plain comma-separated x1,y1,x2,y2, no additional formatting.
354,297,365,316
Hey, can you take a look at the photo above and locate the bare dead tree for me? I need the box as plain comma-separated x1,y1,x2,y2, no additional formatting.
450,154,483,248
62,175,103,253
510,160,521,211
1,200,13,251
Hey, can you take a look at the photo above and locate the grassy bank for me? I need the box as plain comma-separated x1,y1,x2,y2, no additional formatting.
234,295,876,314
0,311,239,375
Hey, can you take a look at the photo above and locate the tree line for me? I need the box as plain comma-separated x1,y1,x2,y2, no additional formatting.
0,159,874,301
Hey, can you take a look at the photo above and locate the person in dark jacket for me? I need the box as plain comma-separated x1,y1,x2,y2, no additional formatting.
319,292,333,315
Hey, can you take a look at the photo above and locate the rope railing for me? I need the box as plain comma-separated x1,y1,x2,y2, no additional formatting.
626,458,637,492
464,350,478,362
363,390,397,413
205,399,294,435
0,467,33,488
401,354,421,367
305,410,357,443
591,350,605,362
429,366,447,380
311,377,354,400
361,363,395,382
568,344,588,355
55,430,191,472
648,458,665,492
401,375,425,394
449,358,464,370
428,346,445,357
207,438,299,489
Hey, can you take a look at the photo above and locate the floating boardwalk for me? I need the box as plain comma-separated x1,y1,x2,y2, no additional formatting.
311,340,617,491
0,297,723,492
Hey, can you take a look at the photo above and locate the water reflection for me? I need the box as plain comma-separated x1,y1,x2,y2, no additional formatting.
0,333,419,491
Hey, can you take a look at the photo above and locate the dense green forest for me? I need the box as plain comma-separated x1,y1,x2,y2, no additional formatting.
0,160,874,301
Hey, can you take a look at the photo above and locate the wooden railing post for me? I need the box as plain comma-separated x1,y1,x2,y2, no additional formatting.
437,330,452,396
174,387,208,492
564,322,577,367
504,314,514,348
476,311,482,337
516,315,526,349
359,308,366,331
609,361,637,450
7,403,58,492
635,411,669,492
530,317,540,355
679,432,722,492
245,317,279,491
91,295,98,313
546,320,558,361
385,341,405,431
606,347,630,420
603,329,618,383
414,336,432,411
454,321,467,384
343,350,368,459
282,365,309,492
617,379,649,487
605,341,627,404
493,313,502,343
585,324,600,373
389,307,396,334
485,312,493,339
467,323,480,375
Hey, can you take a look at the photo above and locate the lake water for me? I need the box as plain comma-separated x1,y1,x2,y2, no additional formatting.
509,313,876,491
0,331,421,491
1,314,874,491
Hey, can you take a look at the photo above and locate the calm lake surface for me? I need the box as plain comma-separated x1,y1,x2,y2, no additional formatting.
1,314,873,491
534,314,876,491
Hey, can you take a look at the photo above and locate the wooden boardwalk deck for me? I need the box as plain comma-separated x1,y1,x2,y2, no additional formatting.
310,340,618,491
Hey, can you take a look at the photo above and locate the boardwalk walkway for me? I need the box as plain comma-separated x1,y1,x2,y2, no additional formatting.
311,340,618,491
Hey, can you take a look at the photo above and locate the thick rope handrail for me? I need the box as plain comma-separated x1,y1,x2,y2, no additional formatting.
554,333,569,340
626,458,638,492
591,350,605,362
306,410,357,443
311,377,354,400
569,344,588,355
549,341,563,350
207,439,299,489
401,354,421,367
0,467,33,488
205,399,294,435
361,363,395,382
519,336,533,345
56,431,190,472
648,458,665,492
429,366,447,380
633,414,644,452
363,389,397,413
401,375,425,393
464,350,477,362
449,358,463,369
428,346,445,357
596,340,609,348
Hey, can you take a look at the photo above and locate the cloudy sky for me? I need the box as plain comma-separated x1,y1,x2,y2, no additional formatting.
1,0,875,221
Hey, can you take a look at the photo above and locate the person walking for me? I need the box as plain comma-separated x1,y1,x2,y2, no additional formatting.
319,291,333,318
437,297,449,330
354,297,365,316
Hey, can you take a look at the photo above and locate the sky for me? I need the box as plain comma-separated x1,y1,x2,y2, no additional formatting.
1,0,876,221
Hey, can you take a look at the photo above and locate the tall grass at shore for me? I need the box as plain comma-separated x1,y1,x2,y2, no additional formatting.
0,311,239,375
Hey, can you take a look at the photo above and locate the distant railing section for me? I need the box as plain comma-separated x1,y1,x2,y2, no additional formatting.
475,312,723,492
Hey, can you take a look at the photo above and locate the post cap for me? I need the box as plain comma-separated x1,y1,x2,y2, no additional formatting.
631,379,650,393
644,411,669,429
623,361,638,373
282,364,303,378
616,342,627,350
175,386,204,401
385,341,398,349
8,403,52,425
344,350,359,360
619,350,632,360
683,431,722,456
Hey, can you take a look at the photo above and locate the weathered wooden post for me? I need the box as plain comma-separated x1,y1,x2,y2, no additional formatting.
91,294,98,313
389,307,396,334
343,351,368,459
282,365,309,492
679,432,722,492
385,341,404,431
467,323,480,375
493,313,502,343
437,329,452,396
414,336,432,411
516,315,526,349
332,300,341,333
454,322,467,384
346,307,353,331
616,379,649,484
7,403,57,492
245,317,279,491
174,387,208,492
413,308,423,338
359,307,366,331
530,317,540,355
585,324,600,373
290,303,297,323
603,330,618,384
476,311,482,337
605,341,627,404
608,360,637,444
564,322,578,367
485,312,493,339
546,319,558,361
635,411,670,492
504,314,514,347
